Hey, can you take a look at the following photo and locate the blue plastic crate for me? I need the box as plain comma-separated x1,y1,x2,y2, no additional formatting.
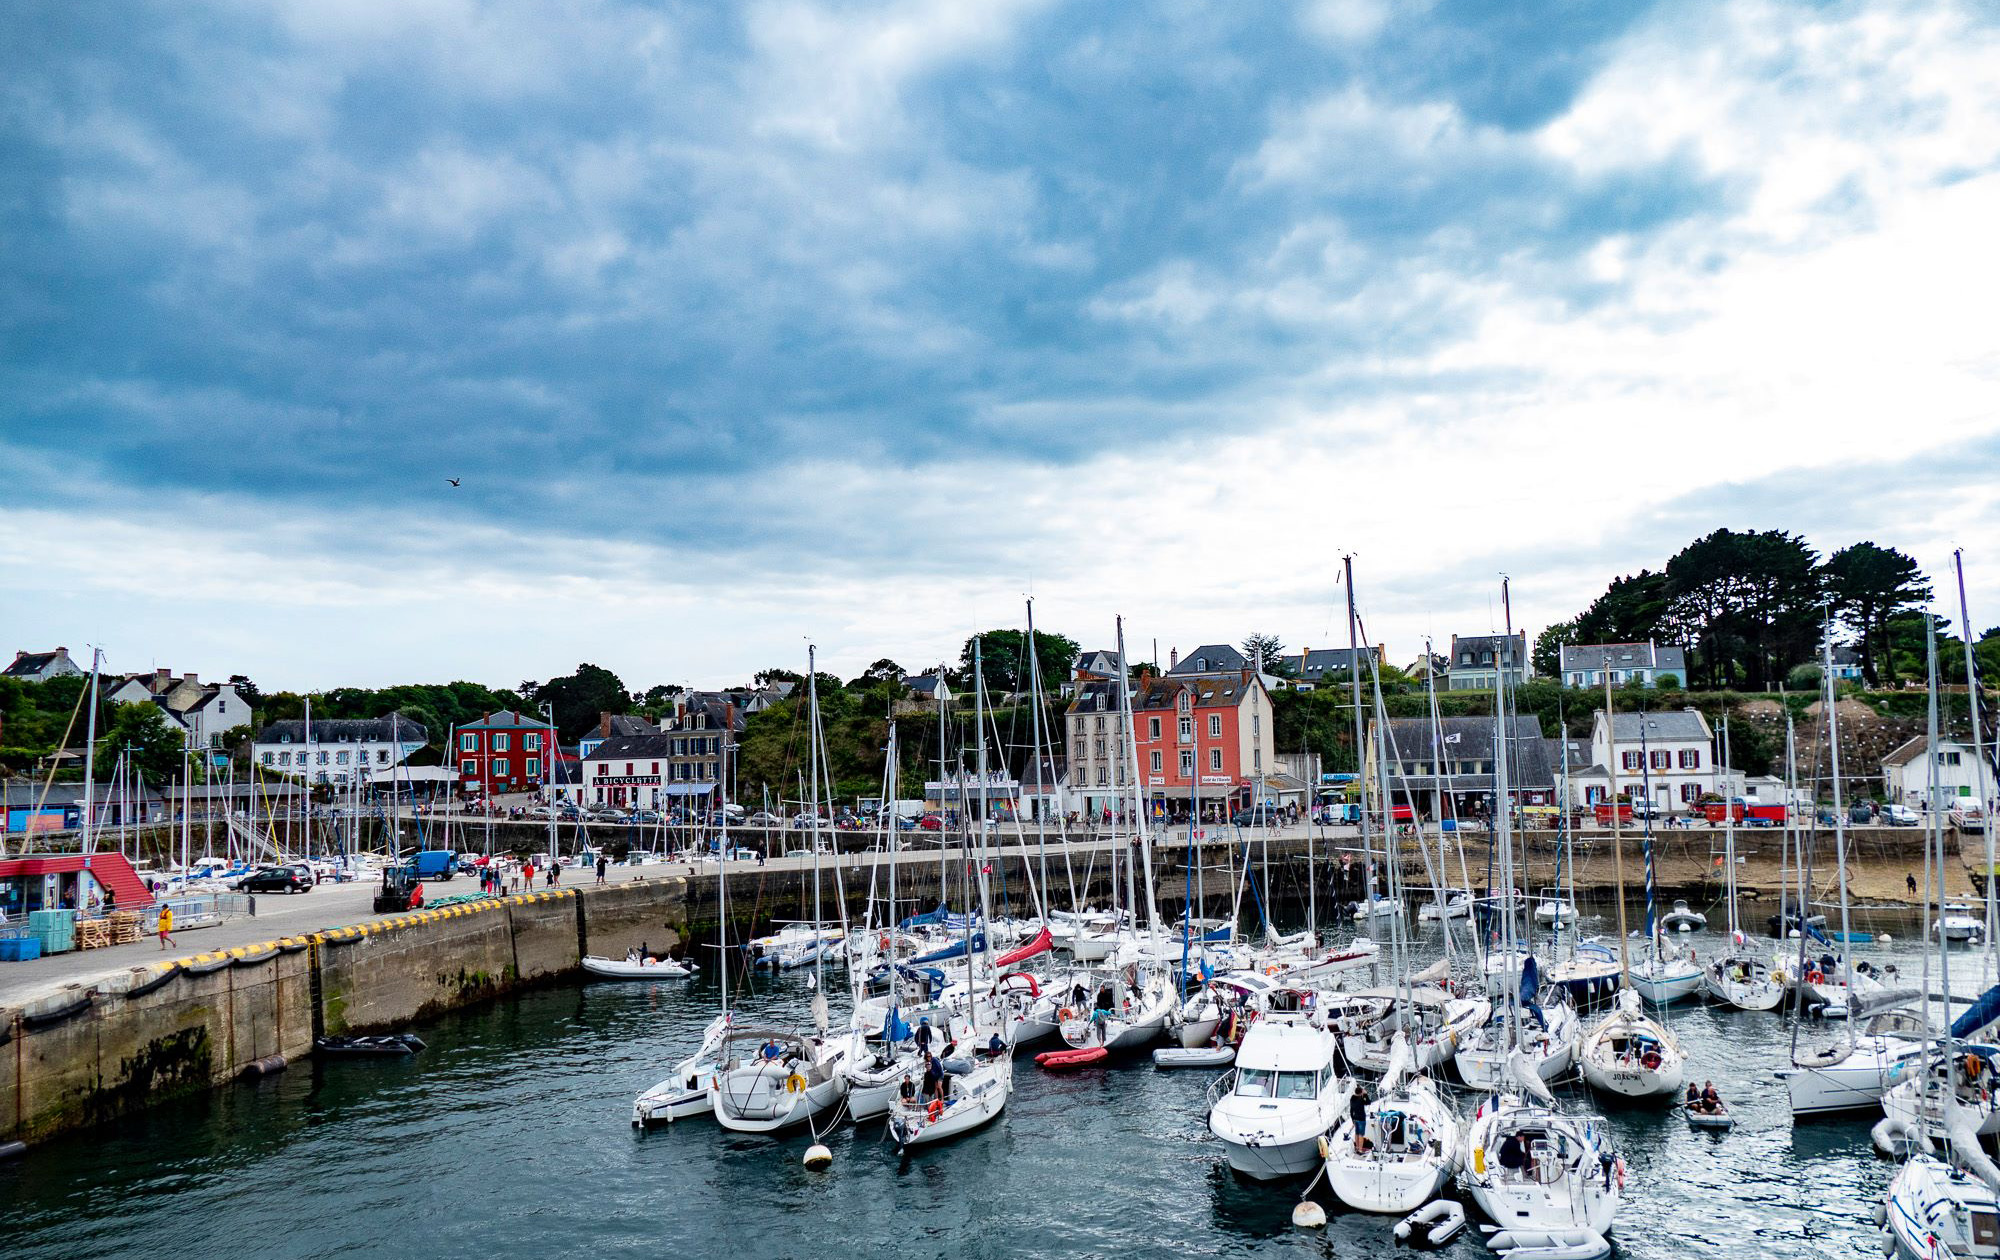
0,935,43,962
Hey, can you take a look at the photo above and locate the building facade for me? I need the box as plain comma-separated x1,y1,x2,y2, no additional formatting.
1881,737,1997,810
1066,670,1278,818
254,715,429,786
1559,641,1688,689
1445,633,1529,691
1065,679,1132,816
455,710,558,797
105,669,250,748
1570,709,1735,808
2,647,82,682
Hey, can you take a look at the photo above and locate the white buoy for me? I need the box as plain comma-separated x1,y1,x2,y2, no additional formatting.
1789,929,1802,939
1292,1201,1327,1228
803,1143,833,1169
1879,933,1894,943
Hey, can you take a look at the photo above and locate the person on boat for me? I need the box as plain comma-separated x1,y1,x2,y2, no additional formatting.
1497,1132,1526,1175
1701,1080,1721,1111
1685,1082,1701,1108
898,1075,918,1106
985,1032,1006,1057
1349,1082,1370,1149
915,1017,934,1056
922,1051,947,1104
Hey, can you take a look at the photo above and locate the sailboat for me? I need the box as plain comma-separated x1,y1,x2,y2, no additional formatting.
1880,616,2000,1259
1578,684,1687,1102
887,636,1014,1148
1782,631,1927,1117
846,724,933,1123
712,647,852,1134
1701,717,1789,1012
1457,583,1622,1250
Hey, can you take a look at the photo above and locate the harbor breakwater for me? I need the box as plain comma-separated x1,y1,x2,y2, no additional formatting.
0,823,1960,1149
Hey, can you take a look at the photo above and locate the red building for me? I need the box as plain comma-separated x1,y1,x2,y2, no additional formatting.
1066,670,1277,818
455,710,559,798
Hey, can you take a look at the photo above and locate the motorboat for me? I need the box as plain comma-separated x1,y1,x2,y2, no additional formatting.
1545,942,1625,1009
744,925,845,971
1534,892,1579,927
1176,971,1319,1050
1206,1016,1351,1179
1578,991,1687,1101
886,1046,1012,1149
1323,1036,1463,1213
1935,904,1987,943
1354,894,1404,922
581,952,693,979
1461,1093,1620,1242
709,1027,851,1133
1340,986,1488,1075
1660,900,1707,932
1418,889,1472,922
1881,1154,2000,1259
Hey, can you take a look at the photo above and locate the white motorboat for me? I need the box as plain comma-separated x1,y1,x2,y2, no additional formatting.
1340,987,1488,1075
710,1027,851,1133
1461,1093,1620,1241
745,925,846,971
1881,1153,2000,1259
887,1049,1012,1148
1176,971,1318,1050
1659,900,1707,932
1418,889,1472,922
1535,897,1579,927
582,953,692,980
1323,1038,1463,1213
1935,904,1987,943
1578,992,1687,1101
1354,895,1404,922
1206,1017,1351,1179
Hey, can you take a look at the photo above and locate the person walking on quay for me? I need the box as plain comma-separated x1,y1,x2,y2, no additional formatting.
547,861,559,888
1908,872,1919,899
522,860,535,891
157,905,175,951
596,854,608,885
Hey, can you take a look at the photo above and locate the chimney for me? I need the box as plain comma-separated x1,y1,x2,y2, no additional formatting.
1252,644,1265,675
184,672,198,687
597,711,613,738
153,667,172,692
1169,648,1179,669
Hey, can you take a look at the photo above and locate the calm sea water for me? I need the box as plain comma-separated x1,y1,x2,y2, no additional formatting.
0,905,1969,1260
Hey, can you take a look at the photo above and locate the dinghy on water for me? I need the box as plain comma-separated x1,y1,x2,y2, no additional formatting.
1660,900,1706,932
581,953,693,979
1393,1198,1465,1248
1483,1227,1613,1260
1154,1046,1234,1068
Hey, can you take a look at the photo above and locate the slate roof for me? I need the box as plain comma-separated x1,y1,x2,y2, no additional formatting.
1131,672,1259,712
3,649,69,678
255,714,429,744
1068,679,1120,714
1168,644,1249,676
1559,642,1688,674
1605,711,1709,743
585,733,681,762
907,674,949,696
1448,633,1528,669
1283,647,1381,679
1375,716,1548,766
599,714,658,738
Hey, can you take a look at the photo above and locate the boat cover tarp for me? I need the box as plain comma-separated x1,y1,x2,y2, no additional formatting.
900,904,949,930
1954,983,2000,1040
1520,954,1546,1027
910,933,986,964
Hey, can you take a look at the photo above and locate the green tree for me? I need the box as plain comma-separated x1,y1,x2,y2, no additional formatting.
97,702,185,783
1241,632,1285,671
1663,529,1822,689
956,629,1080,697
1533,620,1578,678
522,664,630,743
1824,542,1932,687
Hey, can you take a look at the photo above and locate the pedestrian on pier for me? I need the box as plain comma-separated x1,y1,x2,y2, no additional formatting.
596,854,608,885
157,906,175,950
1908,873,1918,899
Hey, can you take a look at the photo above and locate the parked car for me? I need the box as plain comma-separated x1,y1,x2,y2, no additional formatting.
742,811,782,828
1881,804,1921,826
1231,804,1285,828
917,814,944,831
241,865,313,894
789,813,832,830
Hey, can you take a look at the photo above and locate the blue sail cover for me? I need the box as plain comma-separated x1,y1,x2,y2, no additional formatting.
1953,984,2000,1040
910,933,986,964
883,1010,912,1043
1520,954,1546,1026
899,904,949,930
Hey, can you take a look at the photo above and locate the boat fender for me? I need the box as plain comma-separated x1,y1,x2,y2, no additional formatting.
802,1143,833,1170
1317,1135,1330,1160
1291,1200,1327,1229
1472,1145,1486,1175
1614,1155,1626,1190
1872,1202,1887,1227
239,1054,288,1078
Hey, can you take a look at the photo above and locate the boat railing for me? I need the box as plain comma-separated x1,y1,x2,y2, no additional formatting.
1205,1069,1239,1111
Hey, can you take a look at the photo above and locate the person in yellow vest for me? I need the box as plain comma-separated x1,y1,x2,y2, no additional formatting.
157,905,175,950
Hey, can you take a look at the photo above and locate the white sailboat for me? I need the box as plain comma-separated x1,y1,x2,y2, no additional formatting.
1702,718,1790,1011
1881,1155,2000,1260
1324,1032,1463,1213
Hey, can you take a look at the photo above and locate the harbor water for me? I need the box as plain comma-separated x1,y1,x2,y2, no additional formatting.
0,905,1966,1259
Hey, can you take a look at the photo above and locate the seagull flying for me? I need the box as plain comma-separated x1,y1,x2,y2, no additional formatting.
447,478,461,487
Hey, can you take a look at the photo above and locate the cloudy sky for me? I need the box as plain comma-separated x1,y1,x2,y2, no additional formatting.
5,0,1999,692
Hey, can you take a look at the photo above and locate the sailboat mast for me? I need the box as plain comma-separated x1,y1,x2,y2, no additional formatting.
1722,718,1738,940
1344,556,1372,920
1955,550,1996,982
81,648,101,854
807,645,825,993
1821,629,1856,1045
973,638,994,992
1927,615,1955,1076
1114,616,1159,944
1604,673,1630,977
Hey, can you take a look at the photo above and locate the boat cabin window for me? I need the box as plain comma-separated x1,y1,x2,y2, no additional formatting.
1237,1068,1275,1097
1276,1070,1318,1100
1971,1211,1998,1249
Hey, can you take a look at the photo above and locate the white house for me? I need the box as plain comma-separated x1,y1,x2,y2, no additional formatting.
2,647,82,682
1560,641,1688,689
1882,737,1997,811
1570,709,1740,809
253,714,429,786
105,668,250,748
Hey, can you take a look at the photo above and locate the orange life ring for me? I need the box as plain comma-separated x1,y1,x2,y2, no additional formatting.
926,1098,943,1121
1265,965,1281,976
1805,969,1823,985
1058,1007,1076,1021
